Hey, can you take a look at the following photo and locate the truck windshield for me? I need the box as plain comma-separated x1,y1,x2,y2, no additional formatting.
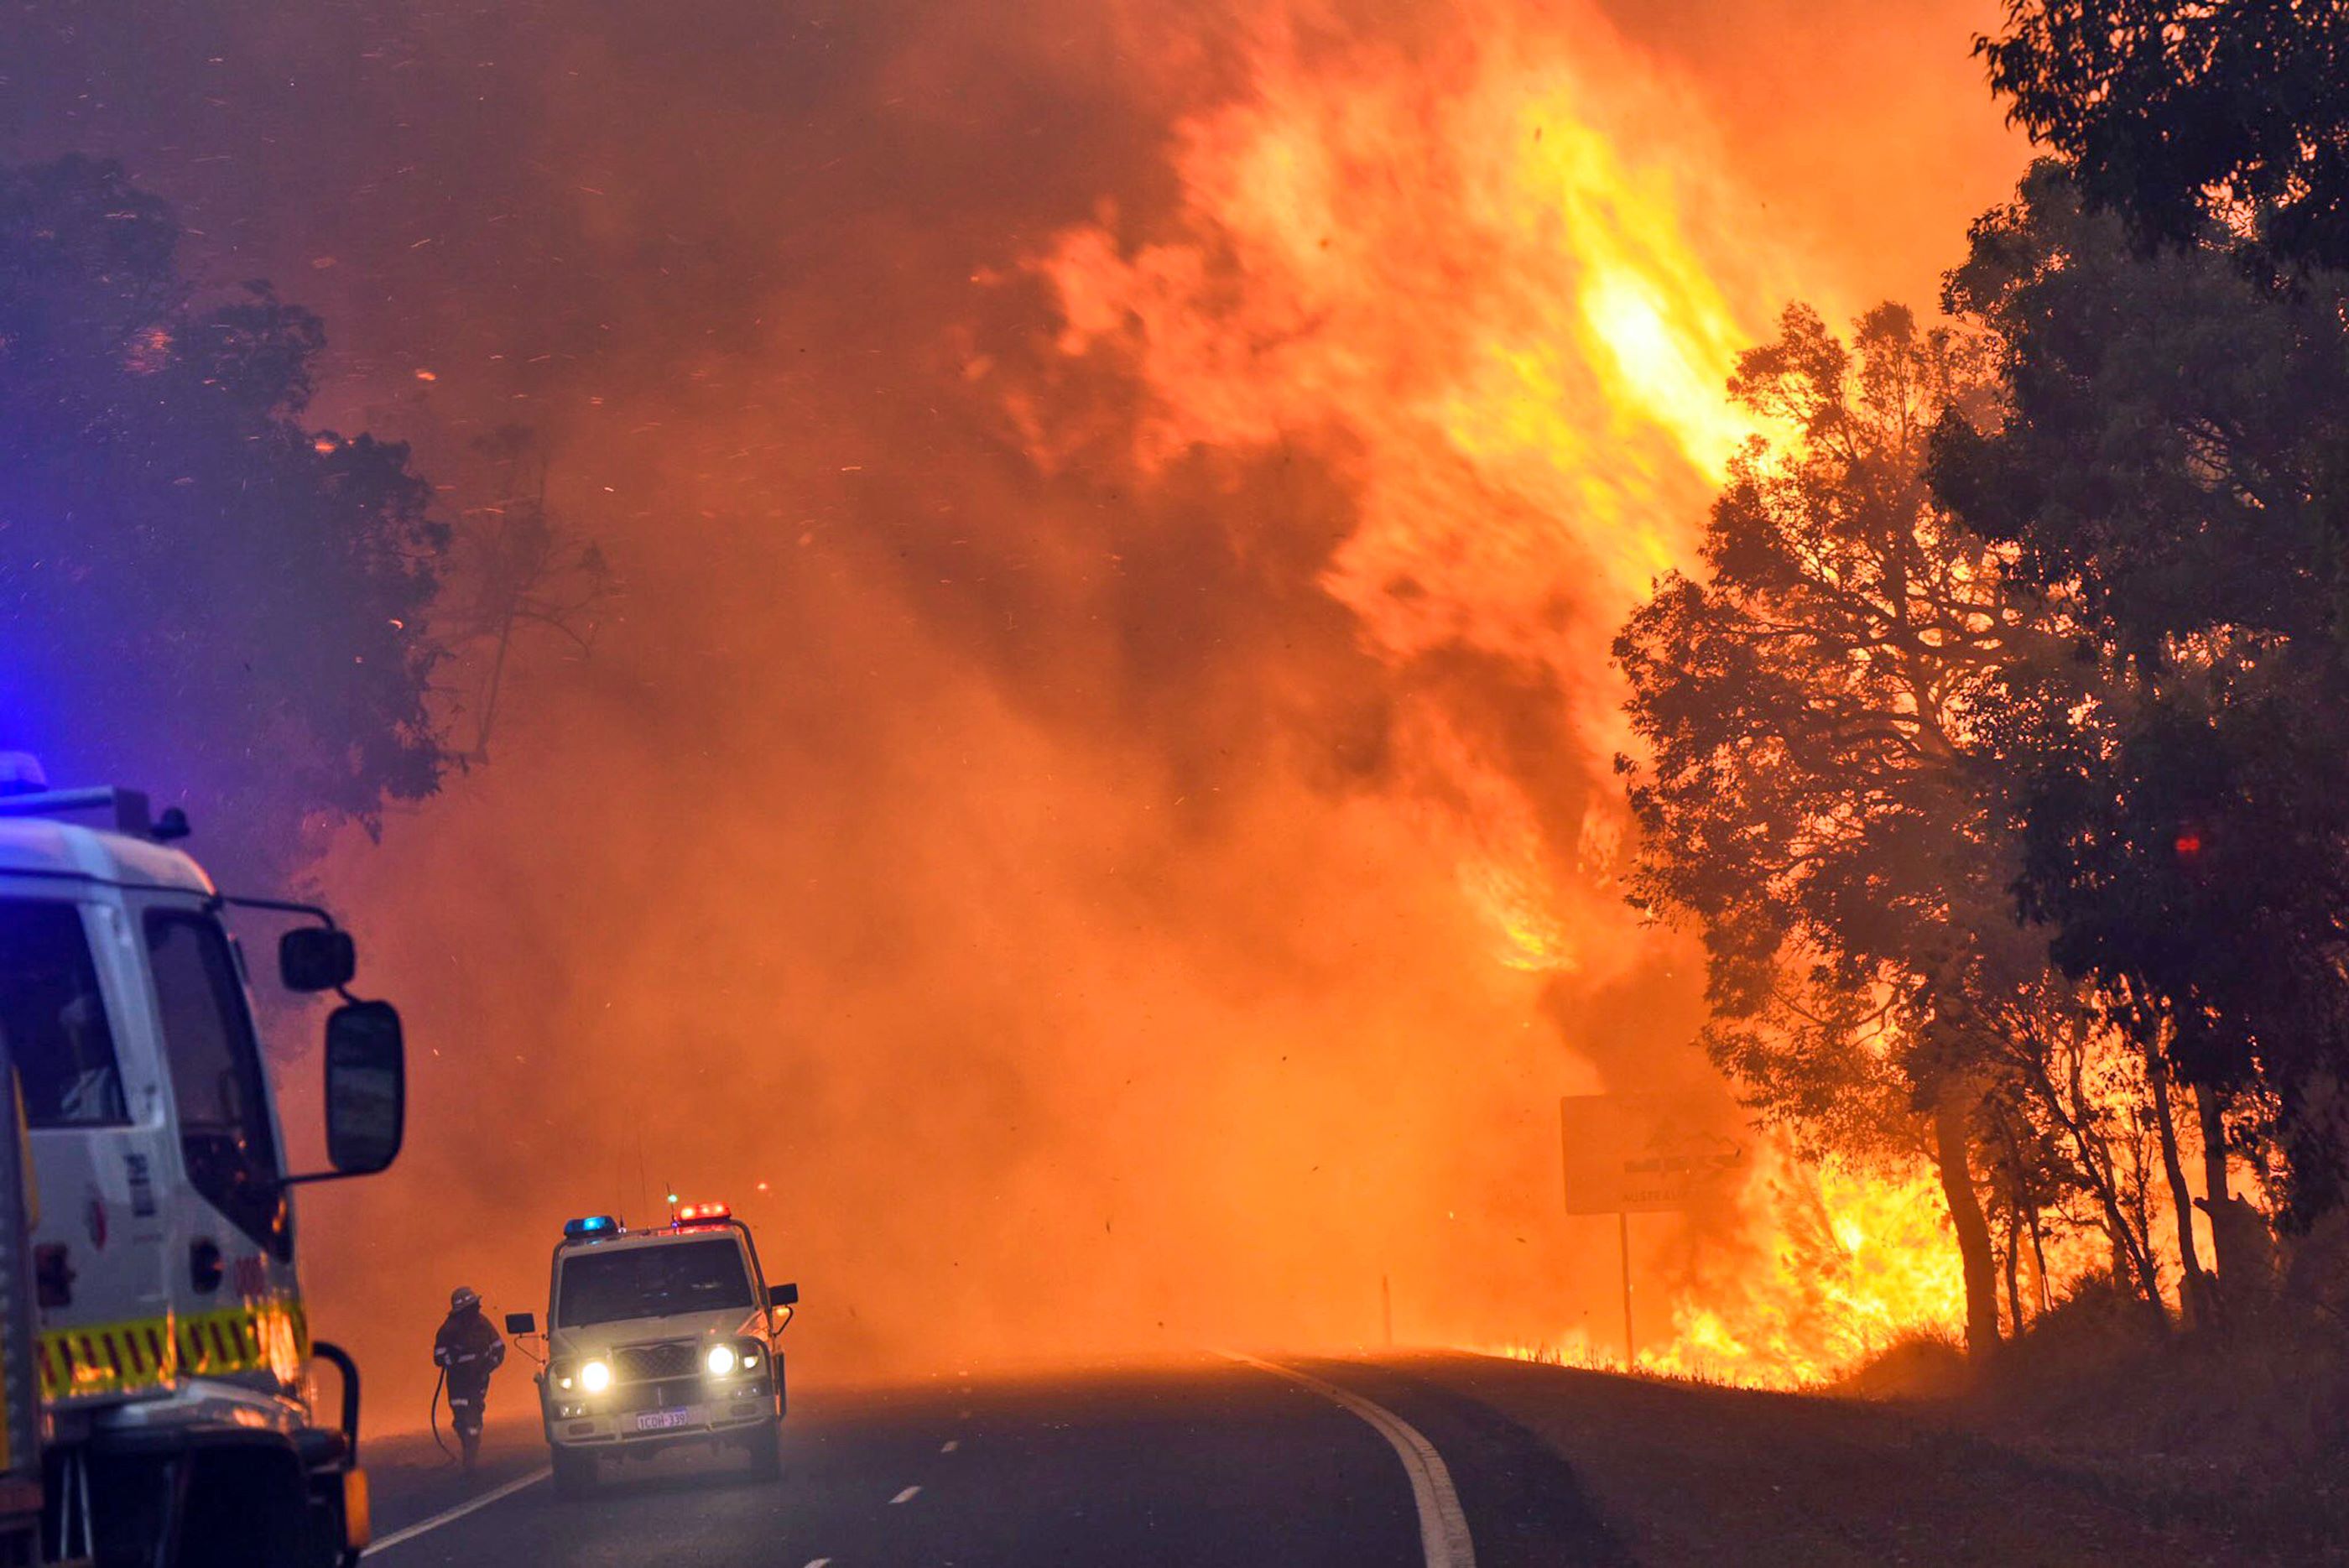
0,899,128,1127
146,910,289,1258
557,1238,754,1327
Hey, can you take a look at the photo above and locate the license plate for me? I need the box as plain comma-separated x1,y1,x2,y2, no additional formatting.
633,1409,692,1431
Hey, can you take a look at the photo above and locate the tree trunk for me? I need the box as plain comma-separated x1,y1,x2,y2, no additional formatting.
2026,1203,2051,1315
2148,1054,2208,1327
1933,1091,2001,1357
2197,1084,2232,1281
2003,1204,2025,1336
2024,1047,2167,1326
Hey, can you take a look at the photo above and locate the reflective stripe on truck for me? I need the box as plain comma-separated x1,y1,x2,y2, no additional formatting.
39,1298,309,1399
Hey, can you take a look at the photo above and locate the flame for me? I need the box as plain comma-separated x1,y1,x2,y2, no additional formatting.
1038,7,1774,659
1649,1155,1968,1386
1487,1154,1971,1389
1018,3,2028,1380
1033,2,1793,983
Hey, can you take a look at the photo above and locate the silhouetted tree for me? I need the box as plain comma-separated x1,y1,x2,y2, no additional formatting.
445,425,612,764
1617,304,2080,1356
1935,164,2349,1236
0,155,451,887
1981,1,2349,271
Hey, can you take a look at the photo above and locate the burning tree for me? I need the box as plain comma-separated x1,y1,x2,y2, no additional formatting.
1615,303,2138,1354
1935,160,2349,1257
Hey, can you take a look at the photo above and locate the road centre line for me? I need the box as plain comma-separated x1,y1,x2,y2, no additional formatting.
1221,1353,1476,1568
941,1439,960,1452
361,1466,551,1557
890,1484,923,1504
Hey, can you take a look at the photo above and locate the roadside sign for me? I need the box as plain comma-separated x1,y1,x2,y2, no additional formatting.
1560,1093,1747,1214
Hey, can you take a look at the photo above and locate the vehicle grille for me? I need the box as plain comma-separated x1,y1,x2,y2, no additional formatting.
613,1341,696,1382
617,1376,701,1413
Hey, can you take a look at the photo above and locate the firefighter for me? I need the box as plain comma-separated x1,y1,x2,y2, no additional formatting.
434,1285,508,1469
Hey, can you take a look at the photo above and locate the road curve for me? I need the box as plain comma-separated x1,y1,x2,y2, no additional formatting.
357,1352,1616,1567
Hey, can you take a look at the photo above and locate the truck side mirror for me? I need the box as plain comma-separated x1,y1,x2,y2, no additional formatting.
280,927,356,992
773,1282,799,1307
505,1312,538,1336
323,1001,404,1175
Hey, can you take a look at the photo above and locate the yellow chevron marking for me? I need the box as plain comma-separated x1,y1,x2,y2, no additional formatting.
39,1300,309,1402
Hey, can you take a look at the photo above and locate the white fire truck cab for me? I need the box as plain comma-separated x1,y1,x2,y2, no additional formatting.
506,1203,795,1497
0,757,406,1566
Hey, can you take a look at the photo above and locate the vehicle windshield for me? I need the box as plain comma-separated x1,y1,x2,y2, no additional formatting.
557,1237,753,1327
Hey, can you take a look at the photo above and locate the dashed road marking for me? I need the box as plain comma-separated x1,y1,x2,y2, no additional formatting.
361,1467,551,1557
940,1439,960,1453
890,1485,923,1504
802,1559,833,1567
1222,1353,1475,1568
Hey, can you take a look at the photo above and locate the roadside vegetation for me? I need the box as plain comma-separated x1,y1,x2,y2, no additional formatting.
1617,0,2349,1398
0,156,609,893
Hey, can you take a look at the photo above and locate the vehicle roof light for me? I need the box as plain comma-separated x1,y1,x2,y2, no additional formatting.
563,1215,620,1239
673,1201,731,1224
0,753,48,796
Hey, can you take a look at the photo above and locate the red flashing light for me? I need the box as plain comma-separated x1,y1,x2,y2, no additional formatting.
2175,831,2204,860
674,1201,731,1224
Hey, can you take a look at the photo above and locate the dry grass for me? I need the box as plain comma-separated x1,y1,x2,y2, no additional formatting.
1840,1278,2349,1558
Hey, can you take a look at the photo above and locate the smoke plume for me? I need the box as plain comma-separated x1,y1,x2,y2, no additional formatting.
0,0,2020,1410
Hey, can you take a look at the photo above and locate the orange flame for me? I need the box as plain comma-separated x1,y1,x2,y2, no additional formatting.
1034,5,1802,979
1027,3,2005,1379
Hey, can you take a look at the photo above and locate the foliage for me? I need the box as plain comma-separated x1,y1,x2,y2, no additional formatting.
1935,162,2349,1219
1617,303,2093,1350
443,425,613,764
0,155,452,886
1981,0,2349,271
1619,305,2043,1121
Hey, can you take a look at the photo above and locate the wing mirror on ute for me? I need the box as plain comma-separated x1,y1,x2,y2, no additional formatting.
769,1282,799,1336
505,1311,549,1367
279,925,357,992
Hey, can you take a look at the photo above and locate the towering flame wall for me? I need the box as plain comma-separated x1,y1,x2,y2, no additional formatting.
0,0,2019,1409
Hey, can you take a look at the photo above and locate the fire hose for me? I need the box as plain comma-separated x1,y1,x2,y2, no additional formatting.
428,1366,457,1466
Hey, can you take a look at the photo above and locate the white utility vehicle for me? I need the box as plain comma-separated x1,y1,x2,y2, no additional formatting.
0,756,405,1565
508,1202,796,1497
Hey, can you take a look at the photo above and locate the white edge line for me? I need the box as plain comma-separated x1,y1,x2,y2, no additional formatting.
361,1466,551,1556
889,1483,923,1503
1221,1352,1475,1568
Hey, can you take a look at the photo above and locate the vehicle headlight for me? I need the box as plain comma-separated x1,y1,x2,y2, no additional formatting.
705,1343,738,1377
581,1358,612,1393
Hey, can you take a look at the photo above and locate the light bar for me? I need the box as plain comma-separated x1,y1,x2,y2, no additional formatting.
674,1201,731,1224
564,1215,620,1239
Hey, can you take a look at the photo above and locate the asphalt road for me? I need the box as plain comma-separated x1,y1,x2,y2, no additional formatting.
356,1352,1618,1567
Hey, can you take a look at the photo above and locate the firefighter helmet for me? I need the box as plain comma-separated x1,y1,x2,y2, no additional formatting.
450,1285,480,1312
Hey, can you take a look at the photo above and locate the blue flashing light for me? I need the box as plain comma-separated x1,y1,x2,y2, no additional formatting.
563,1216,619,1240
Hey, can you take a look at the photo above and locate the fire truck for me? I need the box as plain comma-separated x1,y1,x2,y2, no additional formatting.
0,756,407,1566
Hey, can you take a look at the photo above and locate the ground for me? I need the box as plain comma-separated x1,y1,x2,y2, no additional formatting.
357,1350,2310,1565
